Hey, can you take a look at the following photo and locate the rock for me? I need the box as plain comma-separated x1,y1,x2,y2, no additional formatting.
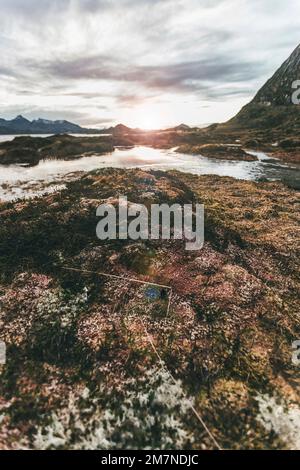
0,134,113,165
178,143,258,161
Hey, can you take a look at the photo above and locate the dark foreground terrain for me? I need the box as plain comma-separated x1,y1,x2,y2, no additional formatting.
0,168,299,449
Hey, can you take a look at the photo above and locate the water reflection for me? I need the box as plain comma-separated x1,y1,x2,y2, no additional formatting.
0,146,299,201
0,133,110,143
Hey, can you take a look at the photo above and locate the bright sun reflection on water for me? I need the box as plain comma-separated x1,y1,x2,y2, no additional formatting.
0,146,299,201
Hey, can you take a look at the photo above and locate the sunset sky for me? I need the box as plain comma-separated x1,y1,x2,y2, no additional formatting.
1,0,300,129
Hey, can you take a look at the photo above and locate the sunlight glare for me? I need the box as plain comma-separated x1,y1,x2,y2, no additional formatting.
128,105,170,130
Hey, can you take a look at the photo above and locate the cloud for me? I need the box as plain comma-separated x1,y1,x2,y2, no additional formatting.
0,66,16,78
28,51,264,92
0,0,299,126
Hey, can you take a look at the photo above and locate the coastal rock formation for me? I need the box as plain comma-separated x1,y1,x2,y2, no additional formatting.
0,135,113,165
177,144,258,161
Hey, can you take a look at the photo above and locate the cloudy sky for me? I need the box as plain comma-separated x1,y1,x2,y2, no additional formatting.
0,0,299,129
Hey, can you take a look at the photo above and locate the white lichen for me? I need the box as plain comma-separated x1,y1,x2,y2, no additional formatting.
256,394,300,450
36,287,88,328
32,367,194,450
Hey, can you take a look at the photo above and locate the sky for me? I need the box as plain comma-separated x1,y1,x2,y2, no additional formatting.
0,0,300,129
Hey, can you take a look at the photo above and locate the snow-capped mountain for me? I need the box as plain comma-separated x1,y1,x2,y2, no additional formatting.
0,116,99,135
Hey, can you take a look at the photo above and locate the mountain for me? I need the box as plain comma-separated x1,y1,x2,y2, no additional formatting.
172,124,191,131
111,123,133,134
253,44,300,106
224,43,300,131
0,115,102,135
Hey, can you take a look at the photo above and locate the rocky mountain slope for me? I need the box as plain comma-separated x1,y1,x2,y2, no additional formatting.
254,44,300,106
224,44,300,131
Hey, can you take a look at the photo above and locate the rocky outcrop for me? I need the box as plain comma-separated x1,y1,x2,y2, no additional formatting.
0,134,113,165
177,143,258,161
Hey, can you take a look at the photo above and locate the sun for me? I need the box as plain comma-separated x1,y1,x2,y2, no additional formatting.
126,104,170,130
137,114,162,130
133,109,162,130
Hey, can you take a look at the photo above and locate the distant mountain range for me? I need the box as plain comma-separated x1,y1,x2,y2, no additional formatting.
0,116,194,136
0,115,103,135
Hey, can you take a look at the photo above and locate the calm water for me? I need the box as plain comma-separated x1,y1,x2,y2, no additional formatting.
0,134,54,142
0,133,110,143
0,145,299,201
